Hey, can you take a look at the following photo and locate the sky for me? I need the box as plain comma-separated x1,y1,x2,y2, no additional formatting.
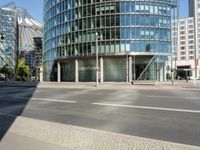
0,0,189,23
180,0,188,18
0,0,43,23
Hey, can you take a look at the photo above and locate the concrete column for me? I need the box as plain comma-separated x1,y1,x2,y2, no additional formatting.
100,57,103,83
156,58,159,81
133,55,136,80
126,54,128,83
57,62,61,83
75,59,79,83
129,56,132,82
160,65,164,82
39,66,43,82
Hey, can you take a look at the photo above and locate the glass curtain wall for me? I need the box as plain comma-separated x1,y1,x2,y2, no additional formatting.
0,7,17,69
43,0,178,81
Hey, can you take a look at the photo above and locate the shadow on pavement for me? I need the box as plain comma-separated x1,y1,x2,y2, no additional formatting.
0,82,38,141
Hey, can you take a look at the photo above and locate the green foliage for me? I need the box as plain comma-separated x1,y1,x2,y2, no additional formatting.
0,64,12,77
16,58,30,81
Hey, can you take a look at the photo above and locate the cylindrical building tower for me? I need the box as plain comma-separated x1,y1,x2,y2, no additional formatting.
43,0,178,82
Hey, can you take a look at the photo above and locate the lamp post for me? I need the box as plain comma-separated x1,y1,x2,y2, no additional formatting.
96,32,99,87
11,66,14,83
133,54,136,81
194,0,197,86
126,51,129,84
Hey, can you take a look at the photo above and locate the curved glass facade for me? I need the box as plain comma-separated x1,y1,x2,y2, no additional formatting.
43,0,178,82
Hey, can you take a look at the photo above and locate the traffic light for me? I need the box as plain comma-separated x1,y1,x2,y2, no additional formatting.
0,33,4,40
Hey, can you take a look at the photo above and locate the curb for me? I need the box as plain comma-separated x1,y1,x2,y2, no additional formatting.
1,82,200,90
0,83,38,87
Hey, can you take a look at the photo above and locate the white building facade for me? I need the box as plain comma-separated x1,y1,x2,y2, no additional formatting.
176,0,200,79
176,17,196,78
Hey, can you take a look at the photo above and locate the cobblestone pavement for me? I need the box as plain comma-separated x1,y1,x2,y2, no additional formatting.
4,116,200,150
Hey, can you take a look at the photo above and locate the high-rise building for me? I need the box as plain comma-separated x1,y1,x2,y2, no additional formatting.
180,0,200,78
0,3,17,70
33,37,42,81
0,2,43,80
17,7,42,52
43,0,178,82
17,7,42,70
189,0,194,17
176,17,196,79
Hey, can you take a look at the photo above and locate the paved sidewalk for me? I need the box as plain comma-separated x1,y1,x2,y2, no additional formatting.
170,80,200,89
2,116,200,150
37,81,200,90
0,132,70,150
1,80,200,90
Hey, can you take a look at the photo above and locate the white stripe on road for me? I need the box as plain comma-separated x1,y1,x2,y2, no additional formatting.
67,92,103,95
13,96,77,103
0,112,17,118
30,98,77,103
92,103,200,113
146,95,200,100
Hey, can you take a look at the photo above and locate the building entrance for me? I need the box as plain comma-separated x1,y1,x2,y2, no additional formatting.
133,56,155,81
135,63,149,80
177,66,192,80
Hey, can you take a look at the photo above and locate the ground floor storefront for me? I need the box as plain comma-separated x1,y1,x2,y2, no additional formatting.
176,60,200,80
43,55,168,82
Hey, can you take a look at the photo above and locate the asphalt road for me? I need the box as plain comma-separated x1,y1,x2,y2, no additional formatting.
0,86,200,146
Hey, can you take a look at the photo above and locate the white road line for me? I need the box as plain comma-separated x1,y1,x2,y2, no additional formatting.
30,98,77,103
0,112,17,118
146,95,200,100
63,91,137,95
92,103,200,113
67,92,103,95
13,96,77,103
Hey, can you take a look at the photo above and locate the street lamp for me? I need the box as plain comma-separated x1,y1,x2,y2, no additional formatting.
194,1,197,86
11,65,15,83
96,32,99,87
0,33,4,41
126,51,129,84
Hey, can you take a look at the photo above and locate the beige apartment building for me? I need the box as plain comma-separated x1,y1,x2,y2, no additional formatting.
176,0,200,79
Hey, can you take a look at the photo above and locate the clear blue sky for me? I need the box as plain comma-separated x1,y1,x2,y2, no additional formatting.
0,0,189,23
180,0,188,18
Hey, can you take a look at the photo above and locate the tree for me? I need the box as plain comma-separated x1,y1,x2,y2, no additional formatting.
0,64,12,80
16,58,30,81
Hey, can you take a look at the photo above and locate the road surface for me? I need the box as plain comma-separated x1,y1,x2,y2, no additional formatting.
0,86,200,149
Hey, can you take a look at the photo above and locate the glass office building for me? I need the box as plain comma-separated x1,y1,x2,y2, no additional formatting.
0,4,17,70
43,0,178,82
